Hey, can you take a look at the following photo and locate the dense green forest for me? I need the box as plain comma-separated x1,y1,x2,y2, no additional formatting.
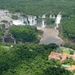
60,17,75,42
0,43,72,75
0,0,75,15
0,0,75,75
9,25,43,43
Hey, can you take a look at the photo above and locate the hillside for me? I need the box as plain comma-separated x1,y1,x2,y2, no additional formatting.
0,43,72,75
0,0,75,15
0,0,75,75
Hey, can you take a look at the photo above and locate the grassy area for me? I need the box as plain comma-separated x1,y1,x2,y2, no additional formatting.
63,49,70,54
62,64,71,68
59,47,72,54
59,47,70,54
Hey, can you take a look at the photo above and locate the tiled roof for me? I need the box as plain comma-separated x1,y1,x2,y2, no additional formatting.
48,52,75,71
48,52,75,62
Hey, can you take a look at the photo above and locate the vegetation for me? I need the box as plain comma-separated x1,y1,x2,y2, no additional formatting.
36,18,55,27
1,20,8,23
0,0,75,15
45,18,55,25
42,66,72,75
60,17,75,42
11,15,18,20
64,44,75,50
9,25,43,43
0,28,4,38
0,0,75,75
0,43,73,75
58,47,75,55
63,57,75,65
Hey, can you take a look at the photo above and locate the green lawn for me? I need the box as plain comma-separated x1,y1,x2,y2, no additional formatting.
63,49,70,54
59,47,70,54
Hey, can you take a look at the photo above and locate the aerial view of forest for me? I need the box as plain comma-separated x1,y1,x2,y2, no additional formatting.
0,0,75,75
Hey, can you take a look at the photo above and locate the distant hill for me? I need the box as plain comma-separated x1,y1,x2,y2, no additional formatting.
0,0,75,15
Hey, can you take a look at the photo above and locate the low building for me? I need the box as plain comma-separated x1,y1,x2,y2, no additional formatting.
48,52,75,71
48,52,75,62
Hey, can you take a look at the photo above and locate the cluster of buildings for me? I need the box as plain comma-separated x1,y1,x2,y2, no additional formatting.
48,52,75,62
48,52,75,71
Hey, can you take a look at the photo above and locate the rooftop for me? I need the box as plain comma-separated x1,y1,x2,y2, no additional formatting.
48,52,75,62
48,52,75,71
